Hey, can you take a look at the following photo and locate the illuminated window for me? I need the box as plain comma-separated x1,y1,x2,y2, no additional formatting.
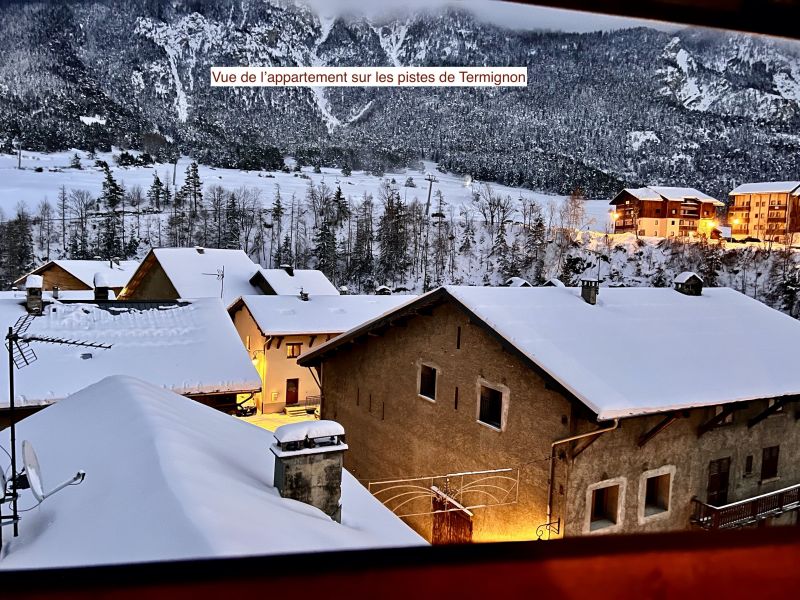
286,343,302,359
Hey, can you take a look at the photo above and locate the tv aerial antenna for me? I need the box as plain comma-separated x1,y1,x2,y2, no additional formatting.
2,316,109,551
202,266,225,299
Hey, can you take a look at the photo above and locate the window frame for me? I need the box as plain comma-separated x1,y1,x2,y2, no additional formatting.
285,342,303,359
760,445,780,482
417,361,439,403
475,378,509,432
585,477,626,534
637,465,675,525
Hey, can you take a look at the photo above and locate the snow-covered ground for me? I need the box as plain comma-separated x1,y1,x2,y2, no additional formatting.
0,151,614,231
0,376,425,568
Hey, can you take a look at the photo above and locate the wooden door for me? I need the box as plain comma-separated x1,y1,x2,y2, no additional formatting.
286,378,299,406
432,496,473,544
708,457,731,506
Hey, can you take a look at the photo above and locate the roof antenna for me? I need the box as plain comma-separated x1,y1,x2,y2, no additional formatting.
202,266,225,299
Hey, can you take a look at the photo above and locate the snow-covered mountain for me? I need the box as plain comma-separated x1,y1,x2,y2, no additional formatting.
3,0,800,199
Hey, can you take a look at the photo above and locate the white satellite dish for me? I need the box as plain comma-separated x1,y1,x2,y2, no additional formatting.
21,440,85,503
22,440,44,502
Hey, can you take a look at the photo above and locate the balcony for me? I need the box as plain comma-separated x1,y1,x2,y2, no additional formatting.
691,483,800,530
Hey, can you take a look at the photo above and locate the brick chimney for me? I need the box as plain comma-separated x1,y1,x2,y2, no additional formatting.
581,278,599,305
25,275,43,315
93,272,110,301
271,421,347,522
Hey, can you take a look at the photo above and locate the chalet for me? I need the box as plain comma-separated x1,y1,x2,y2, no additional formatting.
13,259,138,297
0,286,260,427
299,280,800,543
118,248,338,305
728,181,800,243
610,186,723,238
228,294,415,414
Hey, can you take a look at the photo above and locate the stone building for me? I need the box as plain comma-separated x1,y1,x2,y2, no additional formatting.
728,181,800,243
299,280,800,543
610,186,722,238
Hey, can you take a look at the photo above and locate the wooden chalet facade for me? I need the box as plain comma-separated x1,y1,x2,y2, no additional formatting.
299,282,800,543
13,259,138,296
610,187,722,238
728,182,800,243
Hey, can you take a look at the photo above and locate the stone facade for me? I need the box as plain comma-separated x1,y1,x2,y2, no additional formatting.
312,296,800,542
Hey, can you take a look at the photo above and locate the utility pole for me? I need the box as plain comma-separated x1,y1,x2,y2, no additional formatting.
422,173,437,292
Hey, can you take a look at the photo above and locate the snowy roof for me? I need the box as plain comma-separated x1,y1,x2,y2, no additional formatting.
674,271,702,284
150,248,264,305
0,376,424,568
730,181,800,195
259,268,340,296
612,186,723,206
15,260,139,289
505,277,532,288
0,298,260,408
301,286,800,421
234,294,417,336
273,420,345,443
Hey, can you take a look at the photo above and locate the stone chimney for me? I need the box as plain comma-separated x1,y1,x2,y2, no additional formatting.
52,285,59,300
280,264,294,277
674,271,703,296
581,278,599,305
93,272,110,301
25,275,43,315
271,421,347,522
299,288,309,301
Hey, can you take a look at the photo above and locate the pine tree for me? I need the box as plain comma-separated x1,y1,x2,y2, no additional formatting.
377,187,410,286
100,166,124,211
70,152,82,169
180,162,203,212
313,220,337,282
279,234,293,266
147,172,164,210
223,192,240,249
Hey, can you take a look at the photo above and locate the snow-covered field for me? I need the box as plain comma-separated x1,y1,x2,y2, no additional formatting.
0,150,614,231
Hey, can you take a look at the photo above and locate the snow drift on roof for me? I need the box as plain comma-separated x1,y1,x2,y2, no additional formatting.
648,186,722,205
0,376,424,568
729,181,800,195
153,248,263,305
0,298,260,408
274,420,345,443
259,268,339,296
441,286,800,420
239,294,417,335
621,187,662,201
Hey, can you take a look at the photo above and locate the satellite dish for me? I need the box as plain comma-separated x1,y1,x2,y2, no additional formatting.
21,440,85,503
22,440,44,502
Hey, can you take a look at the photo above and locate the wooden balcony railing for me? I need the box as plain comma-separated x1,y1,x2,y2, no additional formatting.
691,483,800,530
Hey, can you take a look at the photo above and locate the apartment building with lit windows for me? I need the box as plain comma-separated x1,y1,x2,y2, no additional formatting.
728,182,800,243
610,186,723,238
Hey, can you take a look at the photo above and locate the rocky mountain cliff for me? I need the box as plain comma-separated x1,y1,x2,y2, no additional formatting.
3,0,800,198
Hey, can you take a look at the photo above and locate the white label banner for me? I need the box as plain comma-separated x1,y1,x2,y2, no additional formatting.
209,66,528,87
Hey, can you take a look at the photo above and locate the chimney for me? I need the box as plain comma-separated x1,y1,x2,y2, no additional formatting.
93,272,110,301
299,288,309,301
674,271,703,296
25,275,43,315
195,246,205,254
52,285,59,300
580,278,599,305
271,421,347,523
280,264,294,277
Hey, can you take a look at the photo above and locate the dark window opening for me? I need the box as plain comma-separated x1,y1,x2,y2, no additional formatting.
644,473,670,516
419,364,437,400
456,326,461,349
590,484,619,530
744,455,753,476
454,387,459,410
761,446,780,481
478,385,503,429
